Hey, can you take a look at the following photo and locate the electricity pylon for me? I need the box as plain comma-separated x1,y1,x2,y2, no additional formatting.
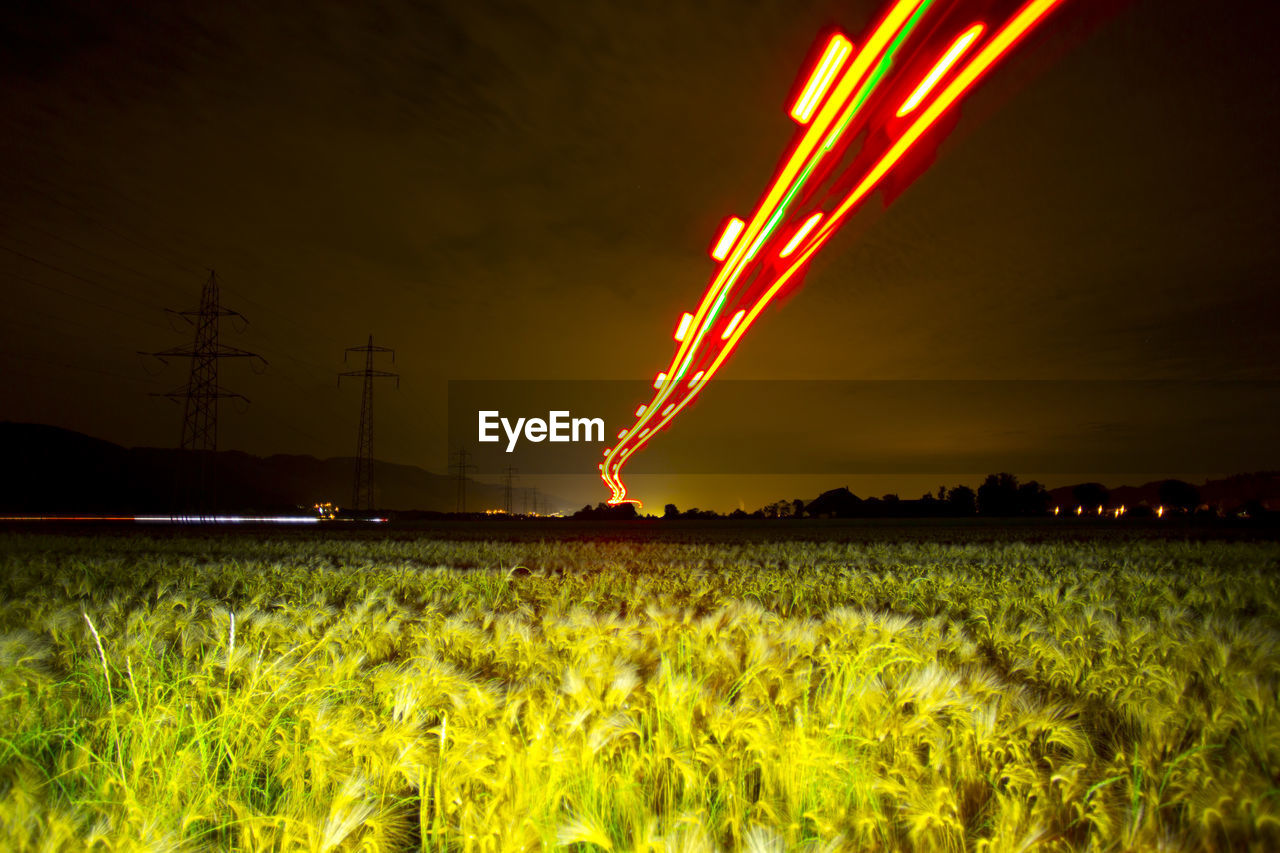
144,270,265,511
339,334,398,513
451,448,474,513
503,466,517,514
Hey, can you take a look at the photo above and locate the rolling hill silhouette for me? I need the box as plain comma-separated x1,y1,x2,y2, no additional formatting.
0,422,526,514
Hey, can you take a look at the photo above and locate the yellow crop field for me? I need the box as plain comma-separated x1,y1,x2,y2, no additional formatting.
1,532,1277,851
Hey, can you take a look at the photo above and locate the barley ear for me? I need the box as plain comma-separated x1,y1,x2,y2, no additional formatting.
83,612,111,691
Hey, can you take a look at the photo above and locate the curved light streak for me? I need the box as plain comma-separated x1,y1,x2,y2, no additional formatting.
790,34,855,124
599,0,932,506
601,0,1067,506
711,217,746,261
779,212,824,258
897,23,985,116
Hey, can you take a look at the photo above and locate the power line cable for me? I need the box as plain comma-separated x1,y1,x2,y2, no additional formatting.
0,349,153,385
0,268,169,332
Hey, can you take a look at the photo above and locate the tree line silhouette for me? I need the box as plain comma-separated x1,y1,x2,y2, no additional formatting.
574,474,1207,520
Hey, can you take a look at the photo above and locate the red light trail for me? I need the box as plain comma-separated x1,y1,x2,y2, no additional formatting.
790,34,855,124
601,0,1069,506
898,23,985,116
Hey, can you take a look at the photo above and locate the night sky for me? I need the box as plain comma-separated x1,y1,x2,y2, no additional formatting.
2,0,1277,512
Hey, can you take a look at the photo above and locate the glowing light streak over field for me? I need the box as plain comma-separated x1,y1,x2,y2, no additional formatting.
645,0,919,399
674,312,694,341
898,24,985,116
710,217,746,261
823,0,936,150
790,34,854,124
780,212,824,257
671,0,926,364
722,309,746,340
737,0,929,266
601,0,1069,505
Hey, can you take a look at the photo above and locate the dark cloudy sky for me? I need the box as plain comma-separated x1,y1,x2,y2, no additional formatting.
2,0,1277,512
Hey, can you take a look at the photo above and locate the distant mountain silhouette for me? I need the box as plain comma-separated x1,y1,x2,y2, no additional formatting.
0,422,532,513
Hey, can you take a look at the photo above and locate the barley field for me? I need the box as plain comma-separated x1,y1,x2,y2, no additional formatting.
1,529,1278,851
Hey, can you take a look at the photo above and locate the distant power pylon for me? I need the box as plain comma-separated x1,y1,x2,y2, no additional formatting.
451,448,474,513
339,334,398,513
502,466,518,515
144,270,265,510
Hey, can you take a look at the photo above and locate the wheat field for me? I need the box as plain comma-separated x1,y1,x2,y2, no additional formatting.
0,531,1277,851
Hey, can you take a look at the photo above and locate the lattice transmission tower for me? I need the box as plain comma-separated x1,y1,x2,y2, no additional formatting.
144,270,265,509
451,448,474,513
503,466,517,515
339,334,398,512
